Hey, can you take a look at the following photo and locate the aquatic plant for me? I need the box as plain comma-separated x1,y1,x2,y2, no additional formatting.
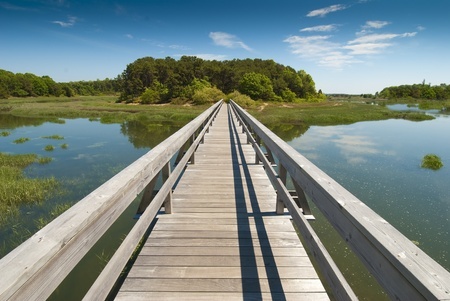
1,131,10,137
42,135,64,140
44,145,55,151
421,154,444,170
61,143,68,149
13,137,30,144
38,157,53,164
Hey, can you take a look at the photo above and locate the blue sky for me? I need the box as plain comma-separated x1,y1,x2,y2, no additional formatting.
1,0,449,94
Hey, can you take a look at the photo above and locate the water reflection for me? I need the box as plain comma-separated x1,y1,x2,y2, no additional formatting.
280,116,450,273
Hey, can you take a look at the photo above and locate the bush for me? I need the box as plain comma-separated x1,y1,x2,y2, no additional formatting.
228,90,255,108
192,87,225,105
421,154,443,170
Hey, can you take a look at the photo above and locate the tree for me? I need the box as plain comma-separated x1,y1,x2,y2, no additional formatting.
238,72,275,101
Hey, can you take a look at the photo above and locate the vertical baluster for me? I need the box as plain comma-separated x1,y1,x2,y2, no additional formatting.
276,163,287,214
162,162,172,214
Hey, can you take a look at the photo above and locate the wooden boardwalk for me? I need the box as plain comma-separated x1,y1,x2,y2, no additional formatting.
116,105,329,300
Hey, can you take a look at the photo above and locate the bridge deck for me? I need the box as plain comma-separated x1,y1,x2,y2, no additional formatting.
116,105,329,300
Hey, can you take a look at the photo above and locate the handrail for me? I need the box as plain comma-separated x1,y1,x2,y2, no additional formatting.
0,100,223,301
230,100,450,301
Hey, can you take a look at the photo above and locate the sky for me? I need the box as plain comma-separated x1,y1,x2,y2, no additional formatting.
1,0,449,94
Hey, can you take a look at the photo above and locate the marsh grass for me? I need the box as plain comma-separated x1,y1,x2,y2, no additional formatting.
61,143,68,149
42,135,64,140
0,153,58,225
38,156,53,164
13,137,30,144
44,145,55,151
1,131,10,137
421,154,444,170
35,202,72,229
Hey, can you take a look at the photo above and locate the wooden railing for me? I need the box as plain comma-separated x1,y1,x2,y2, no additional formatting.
230,100,450,301
0,100,223,301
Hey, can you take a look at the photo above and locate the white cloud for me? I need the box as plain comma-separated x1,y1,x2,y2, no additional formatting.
52,16,78,27
284,35,357,69
300,24,338,32
343,43,392,55
209,32,252,51
307,4,347,17
417,25,426,31
365,21,390,29
125,34,133,39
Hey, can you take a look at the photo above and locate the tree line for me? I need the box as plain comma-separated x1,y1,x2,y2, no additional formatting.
0,69,119,99
117,56,322,104
379,81,450,100
1,56,322,104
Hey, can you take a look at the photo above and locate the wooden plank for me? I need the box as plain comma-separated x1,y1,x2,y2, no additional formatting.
134,255,312,267
118,104,327,301
139,246,307,257
116,292,330,301
120,278,325,293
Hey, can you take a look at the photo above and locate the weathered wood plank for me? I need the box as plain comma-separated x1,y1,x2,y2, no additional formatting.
134,255,311,267
115,292,330,301
120,278,326,293
117,104,327,301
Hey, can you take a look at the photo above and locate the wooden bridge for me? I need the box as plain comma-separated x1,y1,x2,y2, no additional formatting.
1,100,449,301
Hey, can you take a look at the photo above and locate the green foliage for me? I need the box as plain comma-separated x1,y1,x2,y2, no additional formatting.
140,80,169,104
421,154,444,170
61,143,68,149
379,82,450,100
38,157,53,164
13,137,30,144
238,72,276,101
1,131,10,137
192,87,225,105
0,153,58,225
44,145,55,151
0,69,120,99
118,56,319,103
42,135,64,140
227,90,255,107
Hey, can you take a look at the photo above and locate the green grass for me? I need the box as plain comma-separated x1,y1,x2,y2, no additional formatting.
1,131,10,137
0,153,58,225
42,135,64,140
246,101,434,127
61,143,68,149
421,154,444,170
38,156,53,164
44,145,55,151
13,137,30,144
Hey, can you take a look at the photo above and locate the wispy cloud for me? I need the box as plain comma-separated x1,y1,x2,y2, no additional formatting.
209,32,252,52
52,16,78,27
300,24,338,32
307,4,348,17
417,25,426,31
284,35,359,69
192,54,228,61
286,14,417,69
125,34,133,39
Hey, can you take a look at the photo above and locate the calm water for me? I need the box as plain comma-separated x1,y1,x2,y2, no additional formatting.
274,106,450,299
1,106,449,299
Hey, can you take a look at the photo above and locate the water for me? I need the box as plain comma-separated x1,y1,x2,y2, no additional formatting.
0,116,179,300
275,106,449,299
1,107,449,299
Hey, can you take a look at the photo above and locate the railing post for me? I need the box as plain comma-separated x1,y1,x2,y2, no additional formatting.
162,162,172,214
254,135,261,164
189,134,195,164
135,172,160,216
292,179,312,215
276,164,287,214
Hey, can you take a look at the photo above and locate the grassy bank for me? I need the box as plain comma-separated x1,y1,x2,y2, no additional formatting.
1,96,435,129
246,101,434,127
0,96,207,125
